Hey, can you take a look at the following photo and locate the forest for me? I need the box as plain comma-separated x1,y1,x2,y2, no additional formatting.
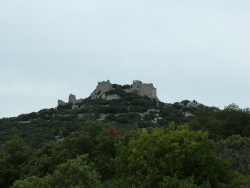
0,84,250,187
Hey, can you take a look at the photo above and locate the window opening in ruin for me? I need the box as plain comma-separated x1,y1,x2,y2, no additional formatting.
137,86,139,88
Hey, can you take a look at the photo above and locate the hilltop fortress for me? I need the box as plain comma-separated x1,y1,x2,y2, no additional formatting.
91,80,157,100
58,80,158,107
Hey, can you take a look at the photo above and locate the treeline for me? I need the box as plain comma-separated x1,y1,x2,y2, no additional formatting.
189,103,250,140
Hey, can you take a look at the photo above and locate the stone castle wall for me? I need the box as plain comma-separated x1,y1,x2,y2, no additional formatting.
58,100,66,106
91,80,157,100
91,80,113,99
58,94,82,108
124,80,157,99
58,80,158,107
69,94,82,104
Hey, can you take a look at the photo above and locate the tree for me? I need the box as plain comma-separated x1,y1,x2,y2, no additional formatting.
12,176,49,188
26,132,93,178
0,150,7,187
214,135,250,175
13,154,101,188
113,125,232,187
91,126,120,180
226,171,250,188
58,129,64,138
26,121,118,181
189,104,250,140
0,135,33,188
49,154,100,188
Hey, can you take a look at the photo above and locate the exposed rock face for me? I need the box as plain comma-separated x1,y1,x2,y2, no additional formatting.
19,121,31,124
91,80,113,99
184,112,194,117
97,114,107,121
186,101,200,108
106,94,121,100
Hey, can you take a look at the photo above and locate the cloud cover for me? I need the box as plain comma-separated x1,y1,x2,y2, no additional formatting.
0,0,250,118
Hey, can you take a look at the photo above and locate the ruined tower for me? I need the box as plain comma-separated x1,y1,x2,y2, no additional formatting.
90,80,113,99
129,80,157,99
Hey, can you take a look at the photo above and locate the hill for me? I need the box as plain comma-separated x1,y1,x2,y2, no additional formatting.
0,80,205,148
1,80,250,187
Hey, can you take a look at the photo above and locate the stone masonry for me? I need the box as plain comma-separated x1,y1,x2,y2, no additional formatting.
91,80,113,99
58,80,158,108
58,94,83,108
124,80,157,99
58,100,66,106
91,80,157,100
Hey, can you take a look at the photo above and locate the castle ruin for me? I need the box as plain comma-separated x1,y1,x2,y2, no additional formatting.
58,94,83,109
58,80,158,108
124,80,157,99
91,80,157,100
90,80,113,99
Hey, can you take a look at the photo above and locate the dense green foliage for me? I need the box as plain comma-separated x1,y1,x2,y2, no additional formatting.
189,104,250,140
12,154,100,188
1,87,250,187
0,90,197,148
0,135,33,188
214,135,250,175
0,121,249,187
112,125,231,187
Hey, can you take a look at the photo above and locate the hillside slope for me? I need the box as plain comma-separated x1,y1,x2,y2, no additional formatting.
0,83,204,148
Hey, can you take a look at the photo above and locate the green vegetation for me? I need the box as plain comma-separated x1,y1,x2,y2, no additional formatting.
13,154,100,188
1,87,250,187
112,125,231,187
189,103,250,140
0,89,196,148
214,135,250,175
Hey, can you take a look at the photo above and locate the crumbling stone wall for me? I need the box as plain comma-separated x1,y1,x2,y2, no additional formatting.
58,80,158,107
91,80,113,99
90,80,157,99
58,100,66,106
124,80,157,99
58,94,83,109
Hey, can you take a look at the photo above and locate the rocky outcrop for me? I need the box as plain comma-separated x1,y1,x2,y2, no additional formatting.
184,112,194,117
97,114,107,121
106,94,121,100
186,101,200,108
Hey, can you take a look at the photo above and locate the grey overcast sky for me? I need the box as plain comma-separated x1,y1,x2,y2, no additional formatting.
0,0,250,118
